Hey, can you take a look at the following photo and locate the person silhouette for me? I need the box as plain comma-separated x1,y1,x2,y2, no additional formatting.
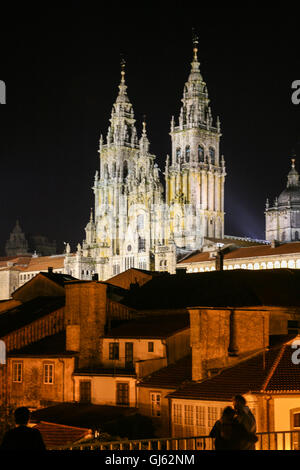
232,395,257,450
1,407,46,451
209,406,255,450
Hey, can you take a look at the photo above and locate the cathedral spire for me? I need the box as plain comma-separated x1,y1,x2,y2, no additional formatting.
107,56,138,148
139,115,150,154
287,153,299,188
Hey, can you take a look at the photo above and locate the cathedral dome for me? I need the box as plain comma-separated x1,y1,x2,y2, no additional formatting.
278,159,300,207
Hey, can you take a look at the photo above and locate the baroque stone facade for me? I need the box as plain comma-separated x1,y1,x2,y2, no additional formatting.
65,39,226,281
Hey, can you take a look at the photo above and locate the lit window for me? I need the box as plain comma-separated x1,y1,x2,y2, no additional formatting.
234,264,241,269
281,260,287,268
241,264,247,269
248,264,253,270
267,262,274,269
12,362,22,383
288,260,295,269
274,261,280,269
44,364,54,384
151,393,161,417
296,260,300,269
261,262,267,269
228,265,233,270
254,263,259,270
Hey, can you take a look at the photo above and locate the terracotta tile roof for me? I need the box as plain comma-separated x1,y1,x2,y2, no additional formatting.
167,336,300,401
0,256,32,268
0,296,64,337
139,355,192,389
122,269,300,309
32,421,92,449
22,255,65,272
105,313,189,338
106,268,162,290
179,242,300,264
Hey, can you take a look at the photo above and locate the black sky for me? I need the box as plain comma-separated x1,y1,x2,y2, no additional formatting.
0,4,299,255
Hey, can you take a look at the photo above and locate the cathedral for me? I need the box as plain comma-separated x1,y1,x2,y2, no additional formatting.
65,38,226,281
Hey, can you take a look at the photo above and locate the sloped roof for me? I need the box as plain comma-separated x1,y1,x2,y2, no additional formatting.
31,403,138,429
179,242,300,264
8,331,75,356
32,421,92,449
139,355,192,389
104,313,189,338
0,296,64,337
122,269,300,309
106,268,162,290
168,336,300,401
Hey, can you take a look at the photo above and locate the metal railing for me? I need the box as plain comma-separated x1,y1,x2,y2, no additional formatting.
52,430,300,451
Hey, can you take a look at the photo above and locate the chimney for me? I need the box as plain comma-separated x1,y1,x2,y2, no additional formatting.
215,250,224,271
176,267,186,276
48,267,53,274
271,239,278,249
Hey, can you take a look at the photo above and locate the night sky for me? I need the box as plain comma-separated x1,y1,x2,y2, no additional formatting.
0,4,299,255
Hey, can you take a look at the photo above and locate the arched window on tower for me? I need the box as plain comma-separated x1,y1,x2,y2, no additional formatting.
198,145,204,162
185,146,190,163
176,148,181,163
209,147,215,165
123,160,128,179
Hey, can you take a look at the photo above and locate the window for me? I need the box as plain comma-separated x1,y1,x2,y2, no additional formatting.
209,147,215,164
123,160,128,179
116,382,129,406
198,145,204,162
113,264,120,275
80,381,91,403
44,364,54,384
125,256,134,270
138,237,146,253
195,406,205,426
184,405,194,425
176,148,181,163
295,231,299,241
294,413,300,428
151,393,161,417
208,407,219,428
137,214,144,230
173,404,182,424
148,342,154,352
282,231,286,241
12,362,22,383
109,343,119,360
185,146,190,163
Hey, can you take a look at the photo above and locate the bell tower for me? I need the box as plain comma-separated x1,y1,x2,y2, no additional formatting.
165,34,226,249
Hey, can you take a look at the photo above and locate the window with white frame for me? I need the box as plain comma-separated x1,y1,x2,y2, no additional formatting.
184,405,194,425
173,404,182,424
44,363,54,384
151,392,161,417
195,405,206,426
12,362,22,382
207,407,219,428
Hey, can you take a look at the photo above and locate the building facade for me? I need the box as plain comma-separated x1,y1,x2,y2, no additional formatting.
65,38,226,281
265,159,300,242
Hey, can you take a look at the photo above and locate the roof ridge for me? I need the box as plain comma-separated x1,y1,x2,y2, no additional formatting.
261,344,286,391
37,421,91,432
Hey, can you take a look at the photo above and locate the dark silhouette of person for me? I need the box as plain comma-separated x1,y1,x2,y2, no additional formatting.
233,394,257,450
209,406,257,450
1,407,46,451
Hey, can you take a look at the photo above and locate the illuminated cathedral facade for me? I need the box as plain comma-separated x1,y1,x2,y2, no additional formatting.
65,39,226,280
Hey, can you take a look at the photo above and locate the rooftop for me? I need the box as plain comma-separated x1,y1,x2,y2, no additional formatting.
139,355,192,389
179,242,300,264
105,313,189,338
122,269,300,309
168,335,300,401
0,296,64,337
